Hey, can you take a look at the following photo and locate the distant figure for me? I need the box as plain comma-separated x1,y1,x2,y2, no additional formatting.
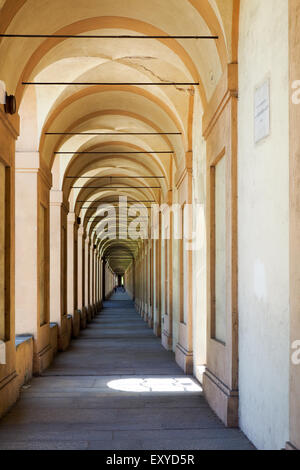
121,284,125,293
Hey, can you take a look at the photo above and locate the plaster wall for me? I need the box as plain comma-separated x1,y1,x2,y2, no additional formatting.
192,92,207,380
238,0,289,450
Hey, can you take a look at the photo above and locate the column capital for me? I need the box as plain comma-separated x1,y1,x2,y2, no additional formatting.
0,105,19,141
15,151,52,188
67,212,76,224
50,189,63,204
175,160,192,190
50,189,69,212
15,151,39,169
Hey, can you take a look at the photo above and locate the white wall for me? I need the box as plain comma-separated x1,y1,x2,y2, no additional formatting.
192,91,207,381
238,0,289,450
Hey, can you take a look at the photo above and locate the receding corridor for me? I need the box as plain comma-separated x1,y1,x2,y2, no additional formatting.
1,0,300,451
0,292,253,450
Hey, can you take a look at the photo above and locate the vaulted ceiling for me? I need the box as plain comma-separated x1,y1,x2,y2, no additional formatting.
0,0,238,273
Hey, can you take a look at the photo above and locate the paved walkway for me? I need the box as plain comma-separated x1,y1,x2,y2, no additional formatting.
0,292,254,450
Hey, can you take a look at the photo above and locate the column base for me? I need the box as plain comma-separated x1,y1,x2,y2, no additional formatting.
16,337,34,388
148,316,153,329
162,330,173,351
58,319,72,352
80,309,87,329
72,310,81,338
33,343,53,375
286,442,299,450
154,321,161,337
95,302,101,313
203,368,239,428
90,305,96,319
175,343,193,374
50,323,58,355
86,306,92,322
0,371,19,418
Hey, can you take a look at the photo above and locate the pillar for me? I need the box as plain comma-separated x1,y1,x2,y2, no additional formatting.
84,235,90,321
67,212,80,337
88,242,94,318
202,64,238,427
161,191,173,351
174,156,193,374
15,152,53,374
148,241,154,328
154,237,161,336
287,0,300,450
77,226,86,329
0,102,19,416
49,189,70,351
67,212,75,315
77,226,83,311
102,258,106,300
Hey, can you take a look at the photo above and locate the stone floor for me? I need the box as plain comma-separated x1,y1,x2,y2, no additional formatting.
0,292,255,450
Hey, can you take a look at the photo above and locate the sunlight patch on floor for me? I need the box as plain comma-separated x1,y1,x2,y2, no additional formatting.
107,377,203,393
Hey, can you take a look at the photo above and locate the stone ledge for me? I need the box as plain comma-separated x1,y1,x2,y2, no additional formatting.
15,335,33,349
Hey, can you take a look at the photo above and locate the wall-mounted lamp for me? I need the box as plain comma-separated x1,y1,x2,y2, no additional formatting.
4,92,16,115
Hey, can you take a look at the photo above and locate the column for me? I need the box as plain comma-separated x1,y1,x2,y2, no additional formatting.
174,160,193,374
148,240,154,329
0,103,19,417
67,212,75,315
161,191,173,351
77,226,83,311
15,151,53,374
287,1,300,450
77,226,86,329
84,237,91,321
67,212,80,337
49,189,70,351
154,237,161,336
202,64,238,427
